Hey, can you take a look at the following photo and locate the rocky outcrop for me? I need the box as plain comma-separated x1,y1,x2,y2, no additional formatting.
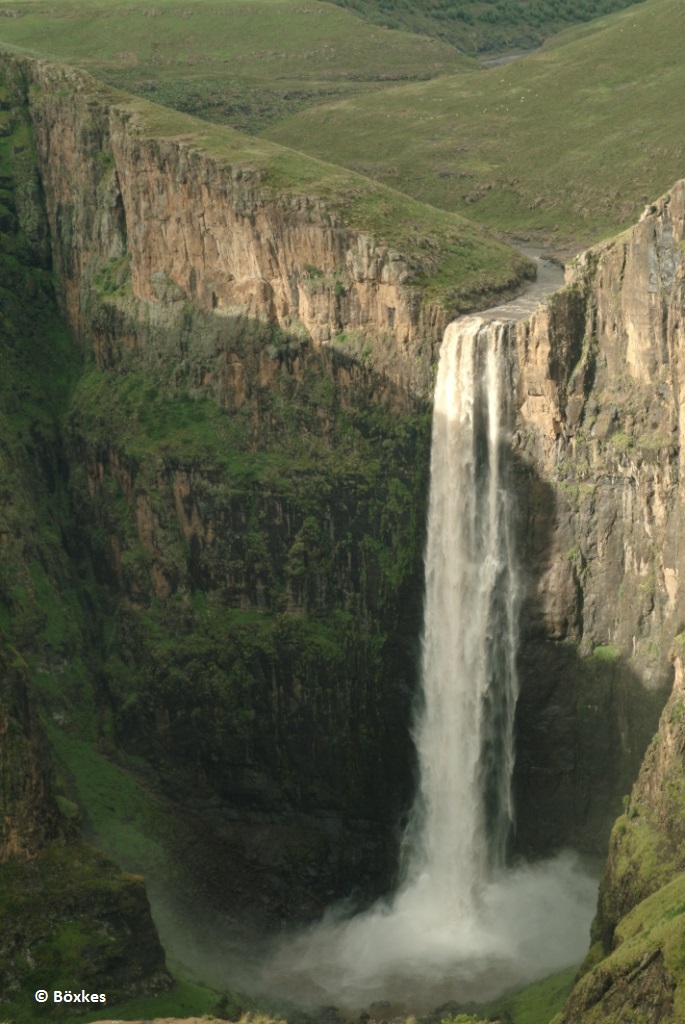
499,185,685,856
550,649,685,1023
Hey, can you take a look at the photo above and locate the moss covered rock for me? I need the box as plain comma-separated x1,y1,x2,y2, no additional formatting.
0,843,171,1020
0,644,62,861
554,654,685,1022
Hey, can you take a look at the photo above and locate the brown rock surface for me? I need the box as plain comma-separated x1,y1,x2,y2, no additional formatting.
12,56,495,398
506,185,685,854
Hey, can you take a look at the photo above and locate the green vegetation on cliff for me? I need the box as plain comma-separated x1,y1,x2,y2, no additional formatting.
0,843,169,1023
0,68,174,1024
63,295,433,860
552,653,685,1022
0,61,91,724
554,872,685,1023
0,49,441,993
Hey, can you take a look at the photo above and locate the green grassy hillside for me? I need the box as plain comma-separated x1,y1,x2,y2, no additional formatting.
264,0,685,249
2,0,674,254
553,872,685,1022
325,0,645,55
0,0,470,133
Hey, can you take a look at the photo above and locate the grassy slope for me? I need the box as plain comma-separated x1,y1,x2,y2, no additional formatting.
0,0,470,133
551,873,685,1022
324,0,644,55
0,0,674,253
484,966,580,1024
264,0,685,249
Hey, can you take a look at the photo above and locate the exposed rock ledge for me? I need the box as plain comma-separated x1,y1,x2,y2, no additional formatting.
1,52,530,398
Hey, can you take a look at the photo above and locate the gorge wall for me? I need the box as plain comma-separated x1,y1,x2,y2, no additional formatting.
1,51,453,940
0,647,171,1013
2,43,685,1012
509,188,685,858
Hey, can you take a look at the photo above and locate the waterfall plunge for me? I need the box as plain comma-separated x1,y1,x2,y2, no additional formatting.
408,316,517,908
263,316,597,1012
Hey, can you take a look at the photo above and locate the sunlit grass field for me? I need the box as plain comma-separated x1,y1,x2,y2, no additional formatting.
2,0,680,252
0,0,470,132
264,0,685,248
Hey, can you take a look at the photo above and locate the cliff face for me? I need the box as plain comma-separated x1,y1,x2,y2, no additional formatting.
0,60,171,1018
23,58,467,398
1,52,444,926
501,187,685,856
517,184,685,672
0,647,171,1014
550,650,685,1024
0,645,62,862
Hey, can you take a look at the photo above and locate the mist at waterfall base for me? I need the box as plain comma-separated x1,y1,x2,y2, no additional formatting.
263,851,597,1010
261,317,598,1013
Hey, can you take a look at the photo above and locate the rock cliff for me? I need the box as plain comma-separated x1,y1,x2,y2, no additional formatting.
0,644,62,863
503,182,685,1021
550,649,685,1023
19,56,530,398
0,60,171,1019
504,186,685,857
0,50,438,943
3,38,685,1019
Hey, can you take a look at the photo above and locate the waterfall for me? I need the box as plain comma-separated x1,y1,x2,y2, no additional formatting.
404,316,518,907
263,298,597,1012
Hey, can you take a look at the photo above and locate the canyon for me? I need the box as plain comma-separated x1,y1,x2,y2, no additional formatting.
2,42,685,1023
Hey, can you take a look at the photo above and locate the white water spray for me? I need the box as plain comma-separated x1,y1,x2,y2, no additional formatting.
263,304,597,1012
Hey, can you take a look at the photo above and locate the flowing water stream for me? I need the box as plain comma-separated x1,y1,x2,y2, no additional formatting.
261,259,597,1013
405,316,518,916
